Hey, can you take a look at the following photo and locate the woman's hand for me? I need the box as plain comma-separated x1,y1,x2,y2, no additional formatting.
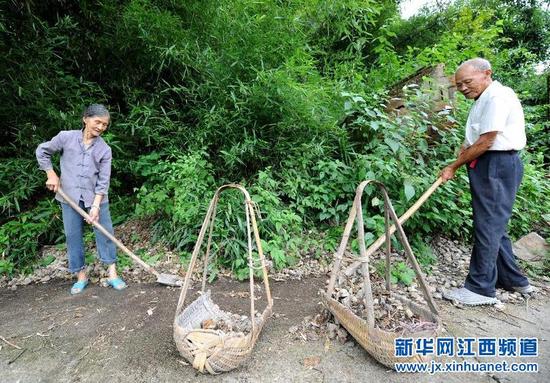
45,171,60,192
87,205,100,224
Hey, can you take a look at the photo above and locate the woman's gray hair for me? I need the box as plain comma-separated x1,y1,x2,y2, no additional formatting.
457,58,492,72
83,104,110,119
82,104,110,128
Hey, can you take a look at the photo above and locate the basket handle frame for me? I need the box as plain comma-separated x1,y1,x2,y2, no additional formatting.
326,180,439,324
174,184,273,334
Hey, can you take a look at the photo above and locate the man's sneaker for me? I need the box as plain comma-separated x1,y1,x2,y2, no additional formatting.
512,285,536,294
442,287,498,306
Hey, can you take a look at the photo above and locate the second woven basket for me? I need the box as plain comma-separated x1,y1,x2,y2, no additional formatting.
322,180,441,369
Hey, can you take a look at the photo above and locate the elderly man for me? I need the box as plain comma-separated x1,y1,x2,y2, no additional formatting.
441,58,533,306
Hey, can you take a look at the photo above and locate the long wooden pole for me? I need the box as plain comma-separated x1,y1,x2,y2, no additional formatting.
57,188,159,277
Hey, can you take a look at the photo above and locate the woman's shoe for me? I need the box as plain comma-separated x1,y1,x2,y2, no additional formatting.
70,280,89,295
107,277,127,291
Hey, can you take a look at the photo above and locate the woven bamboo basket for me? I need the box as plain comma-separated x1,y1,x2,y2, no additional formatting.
322,180,442,369
173,184,273,374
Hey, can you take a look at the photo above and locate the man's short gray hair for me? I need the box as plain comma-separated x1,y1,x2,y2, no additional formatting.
457,58,492,72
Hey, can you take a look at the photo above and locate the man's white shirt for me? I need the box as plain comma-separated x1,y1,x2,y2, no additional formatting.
464,80,526,151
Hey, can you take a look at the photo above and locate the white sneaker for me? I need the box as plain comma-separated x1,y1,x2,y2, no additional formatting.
443,287,498,306
512,285,536,294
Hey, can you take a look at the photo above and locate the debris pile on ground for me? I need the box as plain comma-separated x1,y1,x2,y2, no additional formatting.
333,284,438,335
288,309,348,342
427,235,548,303
0,242,182,290
270,257,330,281
1,245,71,291
0,218,328,289
288,235,548,342
327,249,439,336
0,219,184,290
428,236,471,298
2,221,548,312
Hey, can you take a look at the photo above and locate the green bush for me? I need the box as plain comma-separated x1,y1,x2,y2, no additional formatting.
1,0,548,277
0,199,63,274
0,158,44,219
133,154,304,278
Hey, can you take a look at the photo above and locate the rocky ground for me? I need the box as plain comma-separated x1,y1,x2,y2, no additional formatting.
2,222,548,353
286,235,549,345
0,217,332,291
1,221,549,383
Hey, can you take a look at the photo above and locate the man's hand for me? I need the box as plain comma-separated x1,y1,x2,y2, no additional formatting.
45,171,60,192
86,206,100,224
440,132,497,184
440,165,457,183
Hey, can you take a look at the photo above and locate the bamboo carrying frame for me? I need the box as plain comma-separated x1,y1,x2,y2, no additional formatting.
321,180,441,369
173,184,273,374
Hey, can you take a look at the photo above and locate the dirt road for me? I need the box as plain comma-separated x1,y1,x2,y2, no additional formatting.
1,277,548,382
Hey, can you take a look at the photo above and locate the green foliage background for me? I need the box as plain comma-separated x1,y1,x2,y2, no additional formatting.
1,0,548,277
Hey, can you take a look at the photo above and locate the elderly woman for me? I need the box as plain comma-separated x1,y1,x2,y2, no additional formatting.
36,104,127,294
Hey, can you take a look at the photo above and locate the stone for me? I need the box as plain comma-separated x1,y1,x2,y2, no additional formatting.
342,296,351,307
515,295,525,302
307,332,319,341
336,327,348,343
303,356,321,369
513,232,548,267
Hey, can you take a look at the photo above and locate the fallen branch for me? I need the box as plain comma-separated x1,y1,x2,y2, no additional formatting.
500,310,537,325
8,348,26,365
20,318,69,340
484,312,521,328
0,335,22,350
